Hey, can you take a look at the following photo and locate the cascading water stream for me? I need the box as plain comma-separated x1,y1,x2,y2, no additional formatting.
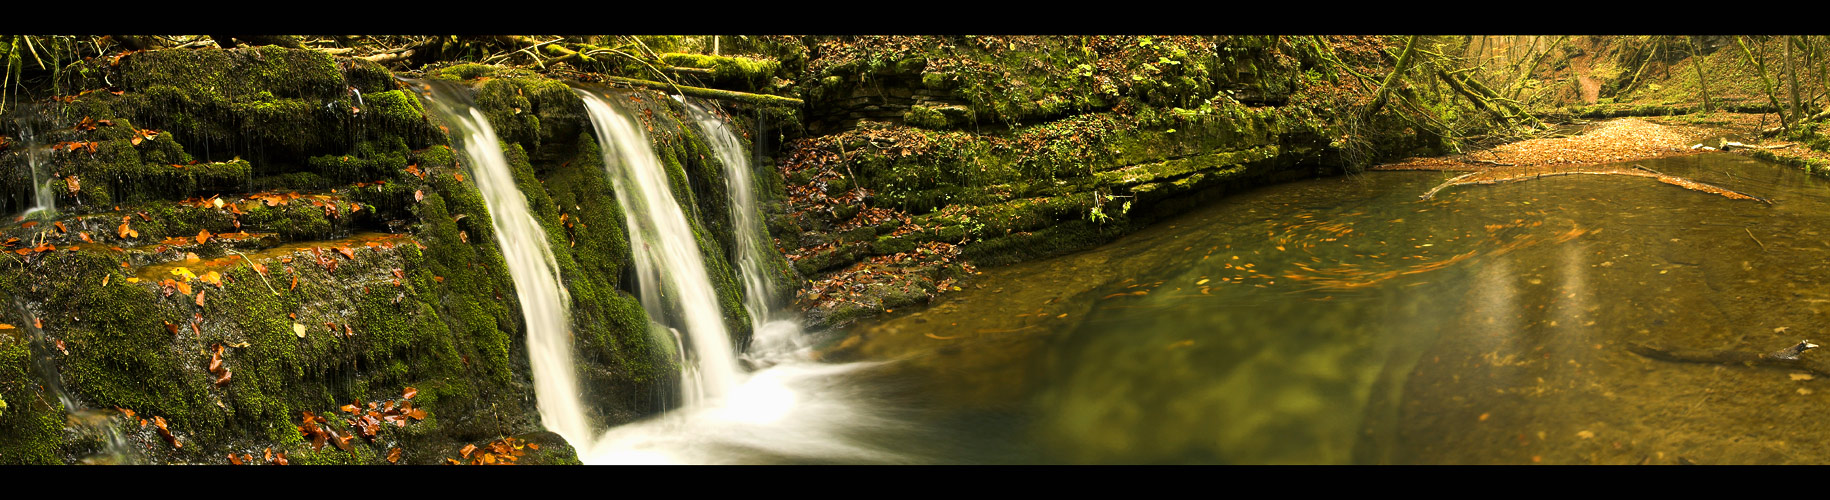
682,102,806,360
577,89,742,402
576,89,905,464
18,124,55,219
418,81,594,449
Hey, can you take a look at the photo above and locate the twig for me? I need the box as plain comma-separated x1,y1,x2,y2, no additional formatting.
226,249,279,296
1746,227,1767,252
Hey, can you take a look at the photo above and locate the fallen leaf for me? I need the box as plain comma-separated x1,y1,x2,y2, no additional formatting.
196,229,211,245
293,323,307,338
388,447,402,464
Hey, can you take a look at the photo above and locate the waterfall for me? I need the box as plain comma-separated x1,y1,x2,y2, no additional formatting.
573,90,903,465
18,125,54,219
576,89,741,402
683,102,806,359
418,81,593,449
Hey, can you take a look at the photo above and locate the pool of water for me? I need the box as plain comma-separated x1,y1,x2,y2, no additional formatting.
810,152,1830,464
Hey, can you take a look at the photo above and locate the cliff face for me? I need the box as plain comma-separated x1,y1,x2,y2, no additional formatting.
767,36,1442,327
0,36,1444,463
0,48,776,464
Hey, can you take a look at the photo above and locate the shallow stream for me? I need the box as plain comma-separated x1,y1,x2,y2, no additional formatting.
749,152,1830,464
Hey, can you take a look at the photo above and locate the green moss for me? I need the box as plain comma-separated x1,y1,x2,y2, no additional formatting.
434,63,498,81
0,333,67,464
660,53,781,91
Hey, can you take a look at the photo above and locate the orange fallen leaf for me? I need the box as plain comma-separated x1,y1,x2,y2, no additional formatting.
460,443,477,459
388,447,402,464
196,229,211,245
195,290,206,307
403,386,418,400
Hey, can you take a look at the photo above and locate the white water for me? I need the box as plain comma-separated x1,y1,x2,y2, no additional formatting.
577,89,743,402
684,102,811,361
420,85,594,449
575,90,907,464
19,126,54,219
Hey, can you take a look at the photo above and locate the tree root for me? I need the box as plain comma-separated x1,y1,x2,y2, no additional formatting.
1419,163,1773,204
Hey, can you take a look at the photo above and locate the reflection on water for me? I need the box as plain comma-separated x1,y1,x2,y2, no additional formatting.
811,152,1830,464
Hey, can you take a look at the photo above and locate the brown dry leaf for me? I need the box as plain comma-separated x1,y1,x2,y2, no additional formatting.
64,176,78,194
388,447,402,464
53,221,66,234
195,290,206,307
340,404,359,414
228,453,243,465
402,387,418,400
460,443,477,459
196,229,211,245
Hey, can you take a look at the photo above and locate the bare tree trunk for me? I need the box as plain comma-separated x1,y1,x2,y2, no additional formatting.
1734,36,1787,128
1367,35,1419,117
1787,35,1803,121
1507,35,1567,101
1621,36,1660,97
1689,37,1713,112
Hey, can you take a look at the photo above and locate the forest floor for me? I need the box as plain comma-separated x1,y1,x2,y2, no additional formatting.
1375,113,1778,171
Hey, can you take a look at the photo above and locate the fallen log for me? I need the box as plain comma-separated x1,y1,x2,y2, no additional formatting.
1628,340,1826,376
594,75,802,108
1419,163,1773,204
